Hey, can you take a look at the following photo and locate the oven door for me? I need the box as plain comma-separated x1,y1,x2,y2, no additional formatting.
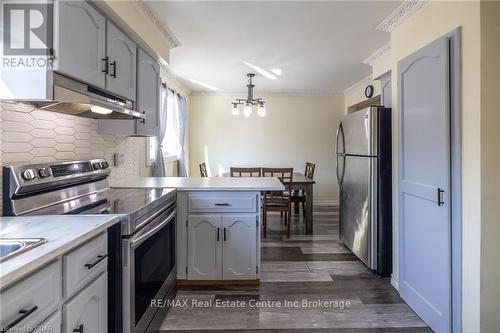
123,204,176,333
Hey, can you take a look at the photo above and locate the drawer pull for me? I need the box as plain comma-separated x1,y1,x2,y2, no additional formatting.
84,254,108,269
214,203,231,207
1,306,38,333
73,324,84,333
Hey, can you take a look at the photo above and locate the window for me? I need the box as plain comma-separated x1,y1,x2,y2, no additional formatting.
148,86,183,165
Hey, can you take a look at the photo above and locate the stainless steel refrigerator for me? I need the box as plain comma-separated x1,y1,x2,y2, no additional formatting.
335,106,392,276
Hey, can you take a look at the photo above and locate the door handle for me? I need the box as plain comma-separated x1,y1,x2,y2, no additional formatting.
223,227,227,241
101,57,109,74
73,324,84,333
437,188,444,206
1,306,38,332
217,227,220,242
84,254,108,269
214,203,231,207
110,61,117,78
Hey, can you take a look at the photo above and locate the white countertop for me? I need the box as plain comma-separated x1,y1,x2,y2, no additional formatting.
0,215,120,289
111,177,285,191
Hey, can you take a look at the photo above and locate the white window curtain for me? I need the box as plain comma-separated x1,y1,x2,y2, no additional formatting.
152,84,168,177
150,86,187,176
177,94,188,177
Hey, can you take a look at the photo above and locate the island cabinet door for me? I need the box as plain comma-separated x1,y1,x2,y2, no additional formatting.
222,216,257,280
187,216,222,280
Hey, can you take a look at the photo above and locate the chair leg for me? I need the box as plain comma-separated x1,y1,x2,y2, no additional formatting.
287,210,291,238
302,201,306,219
280,212,283,219
263,209,267,238
284,212,288,226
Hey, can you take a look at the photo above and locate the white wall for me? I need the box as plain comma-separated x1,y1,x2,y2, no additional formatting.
188,95,344,202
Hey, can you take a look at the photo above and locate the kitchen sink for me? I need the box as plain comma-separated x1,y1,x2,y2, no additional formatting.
0,238,47,262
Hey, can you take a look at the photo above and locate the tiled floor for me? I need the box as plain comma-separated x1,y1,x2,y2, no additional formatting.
153,205,430,332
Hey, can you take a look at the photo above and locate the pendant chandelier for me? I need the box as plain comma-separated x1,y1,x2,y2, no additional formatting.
231,73,267,117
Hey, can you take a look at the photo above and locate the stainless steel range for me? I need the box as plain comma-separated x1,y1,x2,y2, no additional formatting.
3,159,177,333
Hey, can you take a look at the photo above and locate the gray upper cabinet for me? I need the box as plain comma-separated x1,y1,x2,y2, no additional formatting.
55,1,106,89
106,23,137,100
136,48,160,136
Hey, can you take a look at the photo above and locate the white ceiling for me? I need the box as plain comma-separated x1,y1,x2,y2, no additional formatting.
147,1,400,95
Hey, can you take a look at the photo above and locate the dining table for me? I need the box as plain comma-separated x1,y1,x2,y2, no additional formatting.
221,171,316,234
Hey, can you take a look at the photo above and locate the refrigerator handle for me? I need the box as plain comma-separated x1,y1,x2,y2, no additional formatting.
336,155,346,187
335,123,344,155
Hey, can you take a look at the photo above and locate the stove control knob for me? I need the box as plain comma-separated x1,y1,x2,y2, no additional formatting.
38,168,50,178
93,162,101,170
100,161,109,169
22,169,36,181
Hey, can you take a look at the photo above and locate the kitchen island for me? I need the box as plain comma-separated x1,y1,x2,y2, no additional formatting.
111,176,284,284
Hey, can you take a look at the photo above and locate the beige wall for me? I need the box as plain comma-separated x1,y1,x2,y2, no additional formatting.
479,1,500,332
344,80,381,112
388,1,482,330
188,95,344,202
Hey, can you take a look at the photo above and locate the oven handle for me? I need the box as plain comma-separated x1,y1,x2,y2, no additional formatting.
130,209,176,249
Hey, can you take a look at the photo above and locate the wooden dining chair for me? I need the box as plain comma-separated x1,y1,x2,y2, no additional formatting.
230,167,262,177
199,162,208,177
291,162,316,218
262,167,294,238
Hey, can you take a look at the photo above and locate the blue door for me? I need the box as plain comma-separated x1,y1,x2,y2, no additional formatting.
397,36,451,332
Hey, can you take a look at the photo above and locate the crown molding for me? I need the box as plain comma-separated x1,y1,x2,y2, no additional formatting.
189,91,343,97
343,75,373,96
135,0,181,48
376,0,427,33
363,42,391,66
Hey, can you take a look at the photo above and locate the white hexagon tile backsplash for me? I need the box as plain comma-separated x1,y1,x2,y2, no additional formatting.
0,101,144,214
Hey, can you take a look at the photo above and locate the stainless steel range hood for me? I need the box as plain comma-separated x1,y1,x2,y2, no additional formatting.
5,73,145,120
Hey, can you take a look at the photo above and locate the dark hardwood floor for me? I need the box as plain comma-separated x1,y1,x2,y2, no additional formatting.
152,205,431,332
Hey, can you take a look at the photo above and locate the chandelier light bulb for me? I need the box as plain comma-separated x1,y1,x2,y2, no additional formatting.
243,103,252,117
232,104,240,115
257,104,266,117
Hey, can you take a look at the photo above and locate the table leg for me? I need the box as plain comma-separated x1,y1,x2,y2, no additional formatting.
305,184,313,234
293,190,300,214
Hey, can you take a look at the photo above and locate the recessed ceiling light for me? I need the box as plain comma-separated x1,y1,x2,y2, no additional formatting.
242,61,277,80
271,69,282,76
189,79,218,91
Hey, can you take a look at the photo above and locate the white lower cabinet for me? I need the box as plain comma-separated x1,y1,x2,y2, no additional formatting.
63,272,108,333
39,311,61,333
222,216,257,280
187,214,257,280
0,232,108,333
187,215,222,280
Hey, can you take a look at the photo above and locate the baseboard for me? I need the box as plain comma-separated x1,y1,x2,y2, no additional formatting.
391,274,399,290
313,200,339,206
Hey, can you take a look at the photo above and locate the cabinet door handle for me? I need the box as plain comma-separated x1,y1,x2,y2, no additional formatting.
223,227,227,242
102,57,109,74
110,61,117,78
1,306,38,333
73,324,84,333
437,188,444,206
216,228,220,242
84,254,108,269
214,203,231,207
